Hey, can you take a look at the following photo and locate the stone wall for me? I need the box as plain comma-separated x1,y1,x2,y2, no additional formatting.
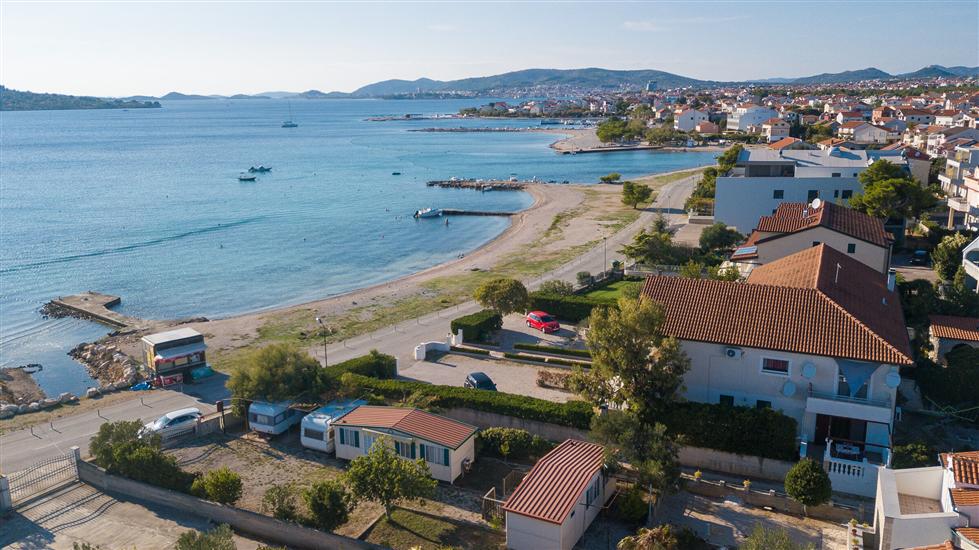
682,476,865,524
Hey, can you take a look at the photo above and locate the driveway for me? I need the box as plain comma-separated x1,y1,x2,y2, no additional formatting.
497,314,588,352
891,252,939,283
399,354,574,402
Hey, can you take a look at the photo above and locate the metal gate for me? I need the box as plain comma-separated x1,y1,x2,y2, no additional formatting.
8,450,79,505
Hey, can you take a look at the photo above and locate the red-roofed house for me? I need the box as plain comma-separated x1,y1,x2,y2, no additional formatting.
837,121,896,144
333,406,477,482
503,439,613,550
768,137,814,151
762,117,791,142
642,244,912,497
929,315,979,364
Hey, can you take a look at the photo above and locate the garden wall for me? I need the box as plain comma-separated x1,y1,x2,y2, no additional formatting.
682,476,865,524
678,445,795,482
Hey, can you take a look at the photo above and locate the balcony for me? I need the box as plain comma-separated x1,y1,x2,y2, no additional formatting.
806,389,893,424
948,195,971,213
821,438,889,498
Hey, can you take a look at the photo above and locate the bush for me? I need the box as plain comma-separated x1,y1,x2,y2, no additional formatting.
536,370,572,390
341,373,595,429
477,427,554,461
503,352,587,368
191,467,243,505
527,291,615,322
303,479,354,531
175,525,235,550
538,279,576,296
892,443,937,469
615,486,648,524
450,309,502,342
785,458,832,508
449,345,490,355
660,402,798,460
513,343,592,359
262,484,298,521
324,349,397,385
576,271,593,286
915,348,979,407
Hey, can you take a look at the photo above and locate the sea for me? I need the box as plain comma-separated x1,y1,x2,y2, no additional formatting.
0,98,716,396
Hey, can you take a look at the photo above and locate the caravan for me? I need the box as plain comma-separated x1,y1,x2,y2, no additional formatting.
248,401,304,435
300,399,367,453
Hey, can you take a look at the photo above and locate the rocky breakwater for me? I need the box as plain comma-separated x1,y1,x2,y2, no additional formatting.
69,342,143,391
0,366,79,420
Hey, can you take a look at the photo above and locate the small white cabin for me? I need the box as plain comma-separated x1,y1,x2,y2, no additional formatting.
300,399,367,453
248,400,303,435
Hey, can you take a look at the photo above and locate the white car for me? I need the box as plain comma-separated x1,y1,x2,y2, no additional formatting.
140,407,202,439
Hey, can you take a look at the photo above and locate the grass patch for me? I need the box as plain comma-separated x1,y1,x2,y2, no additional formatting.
636,167,705,188
583,280,641,301
363,507,504,550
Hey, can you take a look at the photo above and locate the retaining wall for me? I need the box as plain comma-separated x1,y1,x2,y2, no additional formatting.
683,476,864,523
77,461,380,550
441,407,590,442
679,445,795,483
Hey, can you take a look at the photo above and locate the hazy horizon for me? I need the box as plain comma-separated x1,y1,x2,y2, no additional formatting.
2,0,977,97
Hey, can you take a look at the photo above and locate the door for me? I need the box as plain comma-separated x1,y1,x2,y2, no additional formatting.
814,414,831,442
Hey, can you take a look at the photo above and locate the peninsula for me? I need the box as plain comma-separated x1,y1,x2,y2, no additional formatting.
0,86,161,111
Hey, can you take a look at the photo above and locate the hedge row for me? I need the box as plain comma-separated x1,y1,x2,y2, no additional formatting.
340,373,594,429
450,309,502,342
324,350,397,385
450,345,490,355
503,352,588,368
528,292,616,322
513,343,592,359
661,401,798,461
477,427,554,461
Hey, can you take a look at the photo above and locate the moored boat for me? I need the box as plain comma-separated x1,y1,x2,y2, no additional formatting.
413,207,441,218
238,173,257,181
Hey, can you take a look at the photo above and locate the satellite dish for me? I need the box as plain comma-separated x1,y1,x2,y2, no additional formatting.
886,370,902,389
782,381,797,397
811,197,822,209
802,362,817,379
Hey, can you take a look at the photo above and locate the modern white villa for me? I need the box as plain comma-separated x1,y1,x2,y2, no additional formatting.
964,236,979,292
642,244,914,497
727,104,779,131
332,405,477,483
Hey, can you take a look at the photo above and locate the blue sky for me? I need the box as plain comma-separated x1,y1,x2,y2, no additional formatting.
2,1,977,97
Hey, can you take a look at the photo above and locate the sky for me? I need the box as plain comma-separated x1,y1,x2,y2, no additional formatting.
2,1,978,97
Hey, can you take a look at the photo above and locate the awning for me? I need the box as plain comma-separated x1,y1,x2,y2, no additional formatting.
155,342,206,361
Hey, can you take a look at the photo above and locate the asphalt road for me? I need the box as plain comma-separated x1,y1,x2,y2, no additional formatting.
0,175,698,473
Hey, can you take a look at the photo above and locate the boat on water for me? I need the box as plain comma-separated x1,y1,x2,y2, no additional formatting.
413,208,442,219
249,165,272,173
392,172,401,176
282,101,298,128
238,173,257,181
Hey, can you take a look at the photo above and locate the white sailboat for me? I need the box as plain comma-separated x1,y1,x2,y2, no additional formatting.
282,101,298,128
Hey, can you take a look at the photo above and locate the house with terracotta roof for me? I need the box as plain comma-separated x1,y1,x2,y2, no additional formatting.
837,121,897,144
642,244,913,497
768,137,814,151
929,315,979,364
762,117,791,143
695,120,720,134
673,107,708,132
332,405,477,482
503,439,613,550
874,450,979,550
729,201,894,275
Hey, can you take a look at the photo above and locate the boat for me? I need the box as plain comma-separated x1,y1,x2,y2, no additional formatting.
392,172,401,176
282,101,298,128
248,165,272,173
238,173,257,181
413,208,442,219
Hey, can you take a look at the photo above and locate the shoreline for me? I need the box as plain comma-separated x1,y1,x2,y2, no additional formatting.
548,127,728,154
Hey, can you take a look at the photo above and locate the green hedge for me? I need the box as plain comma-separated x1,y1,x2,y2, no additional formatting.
340,373,594,429
324,350,397,385
503,352,588,368
513,343,592,359
477,427,554,461
450,309,502,342
527,292,616,322
661,402,798,461
914,348,979,408
450,345,490,355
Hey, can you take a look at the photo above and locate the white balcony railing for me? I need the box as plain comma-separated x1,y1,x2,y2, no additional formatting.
808,389,891,409
948,196,971,212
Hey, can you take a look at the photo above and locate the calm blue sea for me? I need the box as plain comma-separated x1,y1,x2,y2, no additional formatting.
0,98,716,395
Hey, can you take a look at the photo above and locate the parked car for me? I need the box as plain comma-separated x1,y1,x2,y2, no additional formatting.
526,310,560,333
910,249,930,266
140,407,201,439
464,372,497,391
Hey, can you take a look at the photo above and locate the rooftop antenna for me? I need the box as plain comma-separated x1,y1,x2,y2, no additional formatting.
835,262,842,284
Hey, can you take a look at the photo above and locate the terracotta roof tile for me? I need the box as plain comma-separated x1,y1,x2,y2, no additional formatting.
906,542,955,550
951,452,979,485
957,528,979,544
643,245,913,365
930,315,979,343
334,406,476,449
951,489,979,507
751,202,893,248
768,137,803,150
503,439,605,524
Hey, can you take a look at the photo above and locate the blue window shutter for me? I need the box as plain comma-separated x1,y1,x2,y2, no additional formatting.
354,431,360,448
411,443,416,459
419,444,426,460
443,448,450,466
339,428,346,445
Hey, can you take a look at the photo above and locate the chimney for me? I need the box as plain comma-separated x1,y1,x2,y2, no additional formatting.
887,268,897,292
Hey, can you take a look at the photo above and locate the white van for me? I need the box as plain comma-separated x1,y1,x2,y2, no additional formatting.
300,399,366,453
248,400,304,435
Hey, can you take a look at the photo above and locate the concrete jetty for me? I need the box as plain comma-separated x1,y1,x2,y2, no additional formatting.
45,292,142,329
426,179,528,191
441,209,513,217
558,144,663,155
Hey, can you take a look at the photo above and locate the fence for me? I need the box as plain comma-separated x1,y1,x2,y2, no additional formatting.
480,467,525,521
4,446,79,507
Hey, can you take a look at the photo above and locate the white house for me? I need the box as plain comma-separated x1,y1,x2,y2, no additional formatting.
503,439,614,550
874,450,979,550
728,104,779,131
673,108,708,132
761,118,791,143
964,236,979,292
332,406,477,483
643,244,914,497
939,147,979,230
838,121,895,144
714,147,908,233
729,200,894,275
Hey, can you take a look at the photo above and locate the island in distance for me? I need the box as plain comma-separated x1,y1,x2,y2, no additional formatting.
0,86,161,111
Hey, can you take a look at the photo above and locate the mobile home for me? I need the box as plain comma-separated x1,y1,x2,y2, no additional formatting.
248,400,304,435
300,399,367,453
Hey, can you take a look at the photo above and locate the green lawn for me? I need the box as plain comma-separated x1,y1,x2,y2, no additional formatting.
583,280,641,301
363,507,505,550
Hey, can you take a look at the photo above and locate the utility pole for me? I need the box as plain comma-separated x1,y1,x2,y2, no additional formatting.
315,317,328,367
603,236,608,275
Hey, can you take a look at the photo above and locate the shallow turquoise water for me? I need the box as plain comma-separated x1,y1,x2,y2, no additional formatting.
0,98,716,395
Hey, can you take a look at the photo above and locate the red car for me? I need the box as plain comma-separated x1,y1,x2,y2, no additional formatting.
526,311,560,333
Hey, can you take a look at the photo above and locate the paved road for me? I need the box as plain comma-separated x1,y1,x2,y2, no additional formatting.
0,175,697,473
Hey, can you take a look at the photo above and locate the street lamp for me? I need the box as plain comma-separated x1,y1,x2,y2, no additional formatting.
603,236,607,275
315,317,328,367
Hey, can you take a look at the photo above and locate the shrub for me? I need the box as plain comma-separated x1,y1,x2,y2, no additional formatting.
477,427,554,461
113,443,197,493
615,486,648,524
892,443,937,469
536,370,572,390
262,484,298,520
527,291,615,322
473,277,529,315
538,279,576,296
191,467,243,505
785,458,832,508
449,345,490,355
576,271,593,286
175,524,235,550
450,309,502,342
303,479,354,531
324,349,397,385
660,402,798,461
513,343,592,359
503,352,587,368
915,348,979,407
341,373,595,429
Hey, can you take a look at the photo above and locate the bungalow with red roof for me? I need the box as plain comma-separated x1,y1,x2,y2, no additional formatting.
503,439,613,550
642,244,913,497
729,201,894,275
333,406,477,482
929,315,979,365
837,111,866,124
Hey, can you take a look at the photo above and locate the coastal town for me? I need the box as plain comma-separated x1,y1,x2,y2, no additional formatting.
3,3,979,549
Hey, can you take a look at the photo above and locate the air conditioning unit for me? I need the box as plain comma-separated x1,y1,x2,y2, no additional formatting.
724,347,744,359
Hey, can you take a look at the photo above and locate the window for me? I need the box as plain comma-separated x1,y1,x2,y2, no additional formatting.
762,358,790,375
812,241,821,247
847,243,856,253
250,413,272,425
303,428,325,441
719,395,734,407
339,428,360,448
394,441,414,459
831,172,841,178
807,190,819,201
833,190,840,198
756,400,773,410
773,189,784,199
842,190,853,199
585,477,601,506
420,444,449,466
363,433,375,451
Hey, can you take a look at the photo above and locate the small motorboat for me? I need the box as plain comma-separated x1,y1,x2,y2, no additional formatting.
281,121,298,128
249,165,272,173
413,208,442,219
238,173,257,181
392,171,401,176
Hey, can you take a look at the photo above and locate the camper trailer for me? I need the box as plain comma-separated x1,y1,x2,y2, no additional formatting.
248,400,304,435
300,399,367,453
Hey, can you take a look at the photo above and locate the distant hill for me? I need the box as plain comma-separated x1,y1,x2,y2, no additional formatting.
772,65,979,85
943,66,979,77
229,94,270,99
0,86,161,112
896,65,959,79
789,67,892,85
160,91,214,100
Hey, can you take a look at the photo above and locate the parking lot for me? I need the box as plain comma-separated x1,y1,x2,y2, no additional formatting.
400,353,575,402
